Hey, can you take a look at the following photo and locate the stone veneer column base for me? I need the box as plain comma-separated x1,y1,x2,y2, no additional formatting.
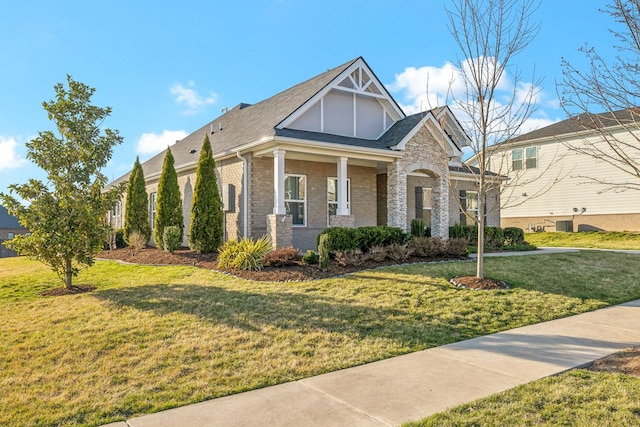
328,215,355,228
267,214,293,249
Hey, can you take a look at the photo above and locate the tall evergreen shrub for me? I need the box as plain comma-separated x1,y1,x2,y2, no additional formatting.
189,135,223,253
154,147,183,249
124,157,151,244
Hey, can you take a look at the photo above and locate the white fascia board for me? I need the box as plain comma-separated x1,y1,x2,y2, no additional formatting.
435,106,471,147
278,58,405,130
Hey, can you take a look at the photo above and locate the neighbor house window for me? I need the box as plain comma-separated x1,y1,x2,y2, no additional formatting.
149,192,157,228
284,175,306,226
459,190,479,225
512,148,523,171
327,177,350,224
7,232,14,239
111,201,121,217
525,146,537,169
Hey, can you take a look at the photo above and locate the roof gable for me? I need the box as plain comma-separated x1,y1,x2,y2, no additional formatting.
390,106,469,157
278,57,405,140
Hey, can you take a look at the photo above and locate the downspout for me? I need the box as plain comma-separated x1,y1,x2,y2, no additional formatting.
236,151,248,238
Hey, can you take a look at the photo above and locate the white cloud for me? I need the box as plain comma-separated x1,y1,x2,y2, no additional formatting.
170,81,218,115
0,137,28,172
388,59,556,139
137,130,188,155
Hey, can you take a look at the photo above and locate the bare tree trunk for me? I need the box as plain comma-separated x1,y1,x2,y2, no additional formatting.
476,175,485,279
64,258,73,289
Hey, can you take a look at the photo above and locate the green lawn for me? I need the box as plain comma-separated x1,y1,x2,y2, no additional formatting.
406,370,640,426
525,231,640,250
2,251,640,426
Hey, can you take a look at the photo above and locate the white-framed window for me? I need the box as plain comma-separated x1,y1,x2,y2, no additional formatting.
512,148,523,171
284,174,306,226
327,177,351,224
149,192,157,229
7,232,14,239
111,201,121,217
466,191,479,219
459,190,479,225
525,146,537,169
422,187,432,224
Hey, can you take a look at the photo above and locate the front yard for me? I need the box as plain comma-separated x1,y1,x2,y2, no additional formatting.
2,251,640,426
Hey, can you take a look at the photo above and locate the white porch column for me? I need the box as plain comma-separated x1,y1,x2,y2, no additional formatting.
273,149,286,215
337,156,349,215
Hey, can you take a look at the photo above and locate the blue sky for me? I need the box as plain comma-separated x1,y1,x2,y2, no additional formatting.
0,1,618,195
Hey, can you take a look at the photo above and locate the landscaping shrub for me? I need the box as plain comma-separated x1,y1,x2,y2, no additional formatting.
504,227,525,246
263,246,301,267
104,228,126,250
369,245,387,262
334,249,366,267
410,218,429,237
301,250,318,265
318,234,330,270
445,238,469,257
217,236,272,271
162,226,182,253
128,231,147,252
408,236,446,257
318,226,407,253
485,226,505,248
385,243,411,261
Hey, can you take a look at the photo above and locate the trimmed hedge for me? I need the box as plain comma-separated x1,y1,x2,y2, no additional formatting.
449,224,528,249
318,226,407,252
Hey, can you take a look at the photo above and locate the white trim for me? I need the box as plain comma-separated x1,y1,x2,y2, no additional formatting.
277,58,405,130
273,149,286,215
391,111,464,157
327,176,351,225
284,173,307,227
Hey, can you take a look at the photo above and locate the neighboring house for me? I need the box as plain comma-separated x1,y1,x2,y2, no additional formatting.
109,57,500,251
0,205,28,257
474,110,640,232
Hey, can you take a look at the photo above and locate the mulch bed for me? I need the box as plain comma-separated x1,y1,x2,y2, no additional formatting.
97,247,469,282
41,285,97,296
587,346,640,377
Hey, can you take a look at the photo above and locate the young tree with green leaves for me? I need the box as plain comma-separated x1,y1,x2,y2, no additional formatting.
124,157,151,244
154,147,183,249
189,135,223,253
0,75,124,289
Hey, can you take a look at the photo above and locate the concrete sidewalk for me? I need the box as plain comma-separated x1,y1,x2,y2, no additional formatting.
106,299,640,427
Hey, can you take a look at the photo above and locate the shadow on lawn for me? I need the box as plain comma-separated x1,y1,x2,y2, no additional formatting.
95,283,480,347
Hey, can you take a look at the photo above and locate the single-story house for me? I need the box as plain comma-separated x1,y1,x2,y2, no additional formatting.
473,109,640,232
109,57,500,250
0,205,28,257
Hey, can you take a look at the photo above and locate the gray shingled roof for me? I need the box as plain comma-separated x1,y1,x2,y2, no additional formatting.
110,58,473,187
505,109,639,145
110,57,362,187
0,206,24,229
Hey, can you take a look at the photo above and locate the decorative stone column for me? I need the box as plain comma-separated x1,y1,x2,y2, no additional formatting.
386,160,407,230
431,176,449,238
267,214,292,249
